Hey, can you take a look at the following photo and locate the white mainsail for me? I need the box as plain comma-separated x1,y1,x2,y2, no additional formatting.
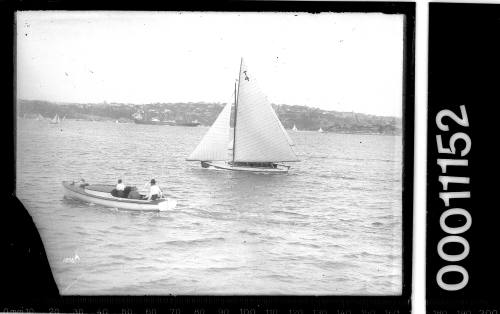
233,60,298,162
228,119,292,148
187,101,232,161
51,114,60,124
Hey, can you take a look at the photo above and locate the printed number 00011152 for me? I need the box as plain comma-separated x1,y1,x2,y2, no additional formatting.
435,105,472,291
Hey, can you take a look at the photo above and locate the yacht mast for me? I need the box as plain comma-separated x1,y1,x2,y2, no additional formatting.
232,57,243,162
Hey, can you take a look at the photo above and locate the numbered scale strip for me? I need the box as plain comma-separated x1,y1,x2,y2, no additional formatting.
1,297,410,314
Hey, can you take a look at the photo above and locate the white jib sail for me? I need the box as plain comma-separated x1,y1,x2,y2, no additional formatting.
187,101,232,161
233,60,299,162
273,106,295,146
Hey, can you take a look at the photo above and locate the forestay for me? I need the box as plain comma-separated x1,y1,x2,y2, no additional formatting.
233,60,298,162
187,100,232,161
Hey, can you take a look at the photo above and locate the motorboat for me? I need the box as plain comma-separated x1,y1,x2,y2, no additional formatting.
62,180,176,211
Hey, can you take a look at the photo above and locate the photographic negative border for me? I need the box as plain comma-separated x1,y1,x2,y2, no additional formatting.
1,1,415,313
427,2,500,312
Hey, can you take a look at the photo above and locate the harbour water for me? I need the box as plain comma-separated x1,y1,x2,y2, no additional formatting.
16,118,402,295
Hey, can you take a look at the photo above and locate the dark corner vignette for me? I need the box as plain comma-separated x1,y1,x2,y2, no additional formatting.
2,44,61,308
1,0,61,305
3,1,414,314
427,2,500,313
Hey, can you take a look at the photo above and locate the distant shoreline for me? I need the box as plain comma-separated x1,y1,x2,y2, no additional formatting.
17,99,403,135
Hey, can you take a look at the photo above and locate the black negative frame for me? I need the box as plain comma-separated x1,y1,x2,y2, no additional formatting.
1,1,415,313
427,3,500,312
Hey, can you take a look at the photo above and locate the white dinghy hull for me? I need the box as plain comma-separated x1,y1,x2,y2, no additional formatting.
62,181,175,211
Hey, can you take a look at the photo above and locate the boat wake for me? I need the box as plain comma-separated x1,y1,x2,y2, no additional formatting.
158,198,177,211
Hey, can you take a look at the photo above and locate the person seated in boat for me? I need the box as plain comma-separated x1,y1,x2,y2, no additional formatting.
147,179,163,200
115,179,126,197
116,179,125,191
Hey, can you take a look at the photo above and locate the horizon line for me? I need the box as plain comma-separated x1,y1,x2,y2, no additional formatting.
17,98,403,120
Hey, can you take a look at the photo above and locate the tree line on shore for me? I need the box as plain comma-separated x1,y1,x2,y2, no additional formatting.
18,99,402,135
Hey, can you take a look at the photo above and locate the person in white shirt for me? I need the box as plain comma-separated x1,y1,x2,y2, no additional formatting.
147,179,163,200
116,179,125,191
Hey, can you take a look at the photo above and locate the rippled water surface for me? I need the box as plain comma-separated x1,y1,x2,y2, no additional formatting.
16,118,402,295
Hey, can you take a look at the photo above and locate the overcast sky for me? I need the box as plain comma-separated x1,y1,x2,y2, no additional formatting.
17,11,404,117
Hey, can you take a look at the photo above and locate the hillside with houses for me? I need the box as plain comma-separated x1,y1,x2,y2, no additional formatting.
17,99,402,135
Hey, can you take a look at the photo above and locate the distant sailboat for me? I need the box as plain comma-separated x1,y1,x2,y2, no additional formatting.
187,58,299,173
50,114,61,124
292,124,298,131
36,114,44,121
318,127,324,133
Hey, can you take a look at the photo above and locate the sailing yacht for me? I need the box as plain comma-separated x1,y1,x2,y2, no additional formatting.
292,124,298,131
187,59,299,173
50,114,60,124
318,127,324,133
